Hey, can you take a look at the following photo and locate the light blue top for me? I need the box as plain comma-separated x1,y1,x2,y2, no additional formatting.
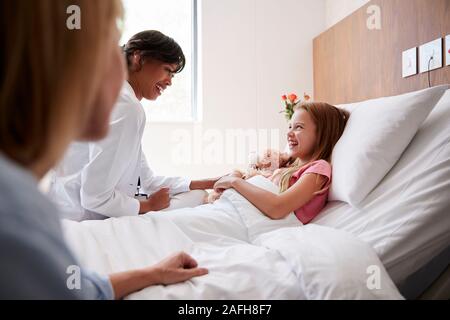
0,154,114,299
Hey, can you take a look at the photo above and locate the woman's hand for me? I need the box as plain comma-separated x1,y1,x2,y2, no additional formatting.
213,176,240,193
150,251,208,285
110,251,208,299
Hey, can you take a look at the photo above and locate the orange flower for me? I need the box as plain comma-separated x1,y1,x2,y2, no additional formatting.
280,91,311,121
288,93,297,103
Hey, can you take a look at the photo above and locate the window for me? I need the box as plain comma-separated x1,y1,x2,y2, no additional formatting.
120,0,197,122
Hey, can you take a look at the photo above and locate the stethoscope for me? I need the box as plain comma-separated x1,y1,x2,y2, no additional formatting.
134,177,148,200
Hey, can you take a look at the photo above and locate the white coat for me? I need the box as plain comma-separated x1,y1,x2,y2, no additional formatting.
48,81,190,221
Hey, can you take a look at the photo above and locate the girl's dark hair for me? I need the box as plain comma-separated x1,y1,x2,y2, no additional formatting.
122,30,186,73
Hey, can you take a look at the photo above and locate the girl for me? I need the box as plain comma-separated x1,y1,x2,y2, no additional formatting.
214,102,350,224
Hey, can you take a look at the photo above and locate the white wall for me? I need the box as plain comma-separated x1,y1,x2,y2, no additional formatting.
142,0,326,180
325,0,370,29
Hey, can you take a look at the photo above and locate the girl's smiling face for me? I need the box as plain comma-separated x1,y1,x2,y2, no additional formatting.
287,109,318,161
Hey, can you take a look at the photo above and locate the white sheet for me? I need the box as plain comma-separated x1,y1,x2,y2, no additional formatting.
314,89,450,285
62,175,402,299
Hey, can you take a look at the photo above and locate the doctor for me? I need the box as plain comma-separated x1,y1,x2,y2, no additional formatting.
49,30,218,221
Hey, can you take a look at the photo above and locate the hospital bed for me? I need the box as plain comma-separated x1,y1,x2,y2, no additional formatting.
61,87,450,300
312,88,450,299
310,0,450,299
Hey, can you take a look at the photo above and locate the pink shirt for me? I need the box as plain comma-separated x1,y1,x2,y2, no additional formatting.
289,160,332,225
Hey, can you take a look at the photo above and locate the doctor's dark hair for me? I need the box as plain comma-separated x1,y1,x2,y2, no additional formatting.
122,30,186,73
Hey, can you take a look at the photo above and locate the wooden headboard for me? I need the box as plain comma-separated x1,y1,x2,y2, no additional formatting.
313,0,450,104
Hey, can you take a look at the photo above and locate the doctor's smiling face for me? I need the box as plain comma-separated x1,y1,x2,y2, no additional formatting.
123,30,186,102
129,55,178,101
142,59,177,100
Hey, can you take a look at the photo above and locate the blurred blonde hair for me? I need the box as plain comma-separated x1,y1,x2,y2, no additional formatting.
0,0,123,169
279,102,350,193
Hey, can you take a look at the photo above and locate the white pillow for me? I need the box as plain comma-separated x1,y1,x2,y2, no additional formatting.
254,225,404,299
329,85,449,206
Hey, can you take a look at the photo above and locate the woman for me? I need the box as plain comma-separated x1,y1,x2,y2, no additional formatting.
0,0,207,299
48,30,219,221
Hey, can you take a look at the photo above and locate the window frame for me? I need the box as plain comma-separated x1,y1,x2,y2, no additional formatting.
191,0,199,122
122,0,199,124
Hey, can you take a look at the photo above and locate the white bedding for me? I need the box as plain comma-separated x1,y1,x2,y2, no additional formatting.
62,175,402,300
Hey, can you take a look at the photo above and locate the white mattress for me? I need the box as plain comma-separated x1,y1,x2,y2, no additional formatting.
313,89,450,285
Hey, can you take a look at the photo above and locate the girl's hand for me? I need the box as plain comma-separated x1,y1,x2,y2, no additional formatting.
213,176,239,193
228,170,244,179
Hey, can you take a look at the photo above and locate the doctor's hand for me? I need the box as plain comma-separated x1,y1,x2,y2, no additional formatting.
139,188,170,214
213,176,240,193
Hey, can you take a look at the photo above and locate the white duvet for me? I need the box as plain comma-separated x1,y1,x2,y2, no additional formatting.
62,176,402,300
